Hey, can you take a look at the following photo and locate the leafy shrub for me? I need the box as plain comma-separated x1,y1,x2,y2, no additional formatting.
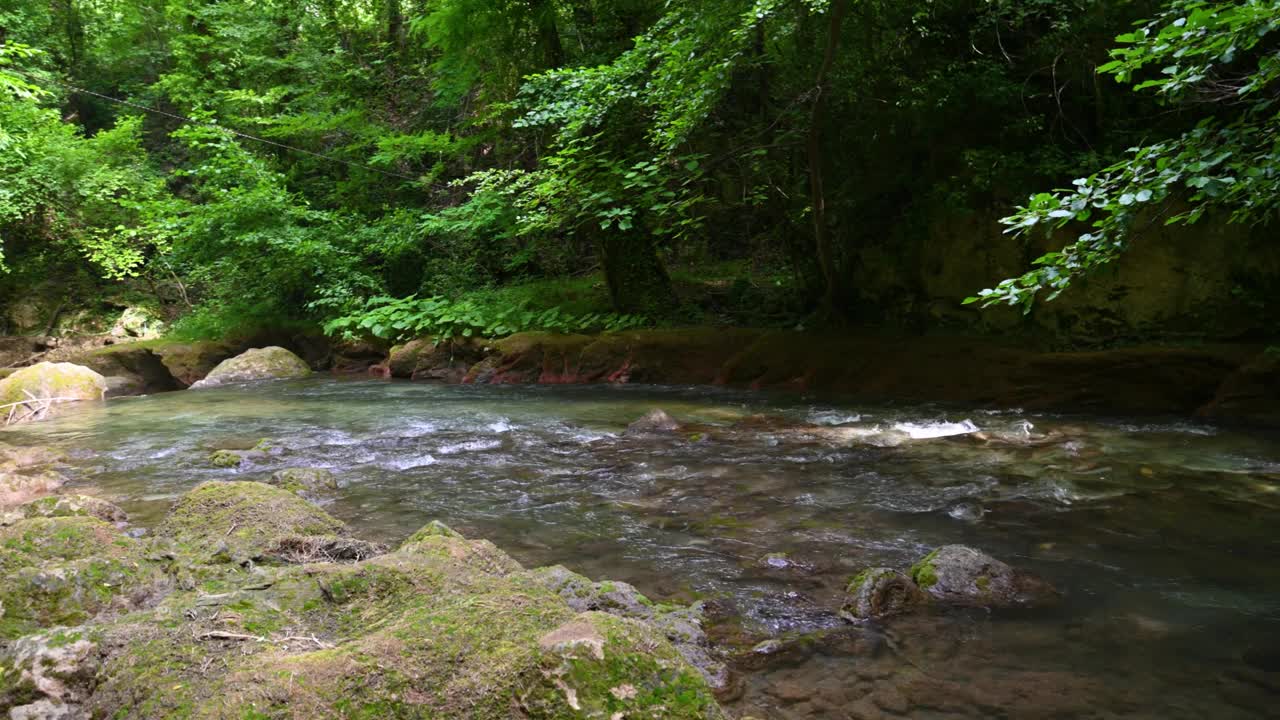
323,295,648,343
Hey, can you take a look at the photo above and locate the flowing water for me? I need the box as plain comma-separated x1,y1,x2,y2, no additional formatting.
7,378,1280,718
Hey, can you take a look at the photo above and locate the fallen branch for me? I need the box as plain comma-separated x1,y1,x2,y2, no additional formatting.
279,635,335,649
195,630,266,643
0,395,83,411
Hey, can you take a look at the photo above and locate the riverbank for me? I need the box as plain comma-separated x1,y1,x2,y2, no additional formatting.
28,328,1280,426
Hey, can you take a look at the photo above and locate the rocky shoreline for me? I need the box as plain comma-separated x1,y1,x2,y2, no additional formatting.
0,454,1064,719
17,328,1277,426
0,477,734,718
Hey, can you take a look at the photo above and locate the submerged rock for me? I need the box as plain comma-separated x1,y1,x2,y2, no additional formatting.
627,408,683,434
909,545,1059,609
0,362,106,424
157,481,346,562
270,466,339,494
189,346,311,388
842,567,928,620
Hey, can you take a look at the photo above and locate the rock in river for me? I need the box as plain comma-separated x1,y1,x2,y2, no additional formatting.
189,346,311,388
0,362,106,424
627,408,683,434
842,567,928,620
157,480,346,562
910,545,1059,609
270,466,340,494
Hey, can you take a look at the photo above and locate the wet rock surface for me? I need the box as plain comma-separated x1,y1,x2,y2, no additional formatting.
626,408,683,434
841,568,927,620
909,545,1060,609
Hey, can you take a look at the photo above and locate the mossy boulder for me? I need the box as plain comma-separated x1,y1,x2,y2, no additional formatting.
157,481,346,562
189,346,311,389
0,517,161,638
841,567,927,620
69,518,726,719
909,545,1059,609
0,362,106,424
148,340,237,387
531,565,731,694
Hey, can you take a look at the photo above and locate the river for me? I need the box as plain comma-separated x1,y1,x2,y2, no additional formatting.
8,377,1280,718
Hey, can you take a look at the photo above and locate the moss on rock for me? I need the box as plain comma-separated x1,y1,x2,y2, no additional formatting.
269,467,339,495
60,512,727,719
0,517,160,638
0,362,107,424
157,481,346,562
909,549,941,589
13,494,128,524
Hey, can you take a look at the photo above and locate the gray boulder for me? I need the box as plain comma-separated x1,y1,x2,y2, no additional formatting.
189,346,310,388
910,545,1059,609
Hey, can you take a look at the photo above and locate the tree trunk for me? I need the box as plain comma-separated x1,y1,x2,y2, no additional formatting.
599,232,675,316
807,0,849,316
530,0,565,68
386,0,404,52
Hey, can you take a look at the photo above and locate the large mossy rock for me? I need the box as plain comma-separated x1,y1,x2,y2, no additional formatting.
0,362,106,423
157,481,346,562
909,545,1059,609
59,518,727,719
189,346,311,389
0,516,161,638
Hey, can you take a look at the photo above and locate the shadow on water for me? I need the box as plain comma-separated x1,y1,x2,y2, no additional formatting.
8,377,1280,718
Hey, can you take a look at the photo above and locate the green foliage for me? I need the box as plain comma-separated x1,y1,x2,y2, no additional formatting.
2,0,1260,339
974,0,1280,310
324,293,648,343
0,43,44,100
0,97,165,277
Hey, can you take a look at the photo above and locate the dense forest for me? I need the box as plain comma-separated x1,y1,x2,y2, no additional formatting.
0,0,1277,343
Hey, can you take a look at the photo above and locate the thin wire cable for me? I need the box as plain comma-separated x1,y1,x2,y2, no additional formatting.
15,69,435,185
